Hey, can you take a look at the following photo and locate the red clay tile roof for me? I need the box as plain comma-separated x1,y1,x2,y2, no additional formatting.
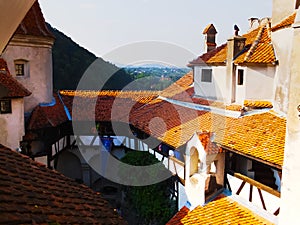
27,71,286,167
188,44,227,66
0,144,127,225
27,94,69,130
190,19,277,66
0,58,31,98
167,195,274,225
244,100,273,109
14,1,54,39
198,132,222,154
27,90,159,130
235,21,276,65
271,12,296,32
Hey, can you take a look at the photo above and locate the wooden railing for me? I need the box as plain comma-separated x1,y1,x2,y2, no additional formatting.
229,172,281,216
168,156,185,185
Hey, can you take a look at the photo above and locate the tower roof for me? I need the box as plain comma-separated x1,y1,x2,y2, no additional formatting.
0,58,31,98
14,1,54,39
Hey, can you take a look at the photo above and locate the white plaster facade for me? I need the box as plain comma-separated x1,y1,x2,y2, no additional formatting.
194,64,275,104
3,36,54,113
278,5,300,224
181,133,225,208
235,66,276,104
0,98,25,150
194,65,227,101
272,26,294,113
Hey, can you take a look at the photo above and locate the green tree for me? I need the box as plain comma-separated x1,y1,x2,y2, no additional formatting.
120,151,176,225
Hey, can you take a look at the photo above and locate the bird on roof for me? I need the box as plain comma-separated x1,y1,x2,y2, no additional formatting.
234,24,240,36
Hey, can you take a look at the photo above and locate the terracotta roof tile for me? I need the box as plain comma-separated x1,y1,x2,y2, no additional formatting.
167,195,274,225
235,22,276,65
0,144,127,225
27,93,68,130
26,72,286,167
14,1,54,39
0,58,31,98
198,132,222,154
271,12,296,32
244,100,273,108
188,44,227,66
191,20,277,66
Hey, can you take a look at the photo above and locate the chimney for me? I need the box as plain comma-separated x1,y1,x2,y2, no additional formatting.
203,24,217,52
226,25,246,103
248,18,260,31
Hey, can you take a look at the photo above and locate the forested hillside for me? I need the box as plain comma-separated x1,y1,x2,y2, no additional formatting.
47,23,132,90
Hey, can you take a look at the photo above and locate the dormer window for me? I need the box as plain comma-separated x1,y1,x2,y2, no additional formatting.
201,69,212,83
14,59,29,77
0,99,12,114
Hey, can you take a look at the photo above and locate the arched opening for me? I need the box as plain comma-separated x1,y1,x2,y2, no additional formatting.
190,147,199,176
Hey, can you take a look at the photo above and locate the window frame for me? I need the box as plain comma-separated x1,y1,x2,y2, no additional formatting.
201,69,212,83
237,69,244,86
14,59,29,77
0,99,12,114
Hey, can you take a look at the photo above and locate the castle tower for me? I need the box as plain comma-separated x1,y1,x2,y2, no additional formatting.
2,1,55,113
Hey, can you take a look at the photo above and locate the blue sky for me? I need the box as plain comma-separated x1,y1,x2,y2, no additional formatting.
39,0,272,67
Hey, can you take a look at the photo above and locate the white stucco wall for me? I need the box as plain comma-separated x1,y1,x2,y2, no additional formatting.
278,11,300,224
3,40,53,113
0,98,24,150
272,0,297,25
194,66,227,101
235,66,275,104
272,27,294,114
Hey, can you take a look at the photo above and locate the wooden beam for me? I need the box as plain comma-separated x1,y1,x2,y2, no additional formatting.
257,188,267,210
274,207,280,216
236,181,246,195
169,156,184,167
223,146,282,170
233,172,281,198
249,184,253,202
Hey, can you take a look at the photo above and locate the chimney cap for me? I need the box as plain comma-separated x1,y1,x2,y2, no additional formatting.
234,24,240,36
203,24,217,34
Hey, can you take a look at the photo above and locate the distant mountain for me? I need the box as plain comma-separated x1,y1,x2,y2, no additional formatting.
123,66,190,90
47,23,133,90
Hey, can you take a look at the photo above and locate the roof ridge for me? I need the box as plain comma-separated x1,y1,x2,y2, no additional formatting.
244,23,267,62
271,11,297,32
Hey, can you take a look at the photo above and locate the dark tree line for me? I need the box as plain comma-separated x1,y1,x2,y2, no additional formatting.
47,23,133,90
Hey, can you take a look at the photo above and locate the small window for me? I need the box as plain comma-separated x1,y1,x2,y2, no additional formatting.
0,99,12,114
15,64,25,76
14,59,29,77
237,69,244,85
201,69,212,82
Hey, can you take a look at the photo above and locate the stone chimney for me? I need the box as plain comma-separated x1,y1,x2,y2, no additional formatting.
203,24,217,52
226,25,246,103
